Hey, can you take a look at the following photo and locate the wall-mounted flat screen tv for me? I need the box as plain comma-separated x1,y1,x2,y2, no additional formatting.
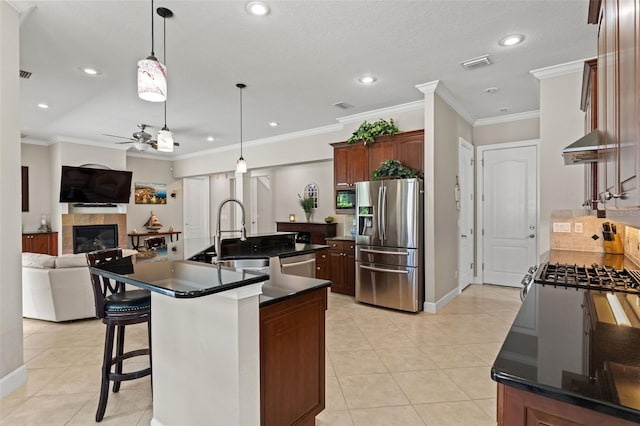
59,166,133,204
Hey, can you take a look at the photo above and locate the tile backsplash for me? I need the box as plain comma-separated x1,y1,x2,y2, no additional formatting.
549,211,622,253
623,225,640,266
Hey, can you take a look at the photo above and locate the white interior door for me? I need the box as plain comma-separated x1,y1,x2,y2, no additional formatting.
481,144,537,287
250,175,272,234
183,176,210,259
458,138,475,291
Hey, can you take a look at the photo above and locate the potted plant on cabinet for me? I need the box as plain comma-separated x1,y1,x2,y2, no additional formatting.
298,195,315,222
347,118,399,146
371,159,420,180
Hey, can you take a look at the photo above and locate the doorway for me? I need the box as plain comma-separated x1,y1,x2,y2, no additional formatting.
458,137,475,292
477,141,538,287
183,176,210,259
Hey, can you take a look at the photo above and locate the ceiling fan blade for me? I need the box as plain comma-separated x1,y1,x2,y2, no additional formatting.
103,133,135,140
115,141,135,144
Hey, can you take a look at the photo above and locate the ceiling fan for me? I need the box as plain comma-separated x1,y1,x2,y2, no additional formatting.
103,124,180,151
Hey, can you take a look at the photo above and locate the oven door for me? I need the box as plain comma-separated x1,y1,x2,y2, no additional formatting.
356,261,420,312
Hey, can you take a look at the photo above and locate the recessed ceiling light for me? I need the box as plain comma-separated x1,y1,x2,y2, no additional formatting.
484,87,499,94
358,75,377,84
80,67,101,76
499,34,525,47
269,122,279,127
498,107,509,112
246,1,270,16
37,103,49,109
207,136,215,142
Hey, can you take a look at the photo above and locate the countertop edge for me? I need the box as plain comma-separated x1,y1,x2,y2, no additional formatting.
259,279,331,307
491,369,640,423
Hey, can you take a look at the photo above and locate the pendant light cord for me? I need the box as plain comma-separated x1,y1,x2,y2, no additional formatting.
150,0,155,56
240,86,243,158
163,12,167,127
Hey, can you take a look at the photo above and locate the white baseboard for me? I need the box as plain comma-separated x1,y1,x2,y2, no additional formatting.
423,287,459,313
0,364,26,398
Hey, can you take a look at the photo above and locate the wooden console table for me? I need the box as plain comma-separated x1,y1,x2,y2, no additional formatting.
128,231,181,250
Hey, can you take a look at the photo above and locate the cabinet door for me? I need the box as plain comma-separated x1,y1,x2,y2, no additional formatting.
604,0,619,197
616,0,639,206
395,131,424,173
22,235,31,252
367,141,395,179
597,5,609,201
328,249,345,293
334,144,367,187
344,244,356,296
315,249,330,280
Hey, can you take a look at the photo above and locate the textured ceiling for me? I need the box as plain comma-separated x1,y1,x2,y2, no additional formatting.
15,0,597,158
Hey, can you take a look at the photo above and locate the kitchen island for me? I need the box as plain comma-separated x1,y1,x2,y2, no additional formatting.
491,251,640,425
91,252,330,426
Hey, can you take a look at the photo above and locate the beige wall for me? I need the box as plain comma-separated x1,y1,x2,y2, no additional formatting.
473,116,540,146
21,144,51,232
1,1,25,396
538,71,586,256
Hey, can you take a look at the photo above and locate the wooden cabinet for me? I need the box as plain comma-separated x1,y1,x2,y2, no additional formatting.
327,239,355,296
333,143,367,188
315,248,330,280
331,129,424,189
275,222,337,245
595,0,640,207
22,232,58,256
497,383,638,426
260,287,327,426
581,59,600,210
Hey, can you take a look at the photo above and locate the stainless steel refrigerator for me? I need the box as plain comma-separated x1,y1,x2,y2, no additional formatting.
355,178,423,312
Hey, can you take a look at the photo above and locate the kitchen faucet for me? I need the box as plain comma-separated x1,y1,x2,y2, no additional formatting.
215,198,247,259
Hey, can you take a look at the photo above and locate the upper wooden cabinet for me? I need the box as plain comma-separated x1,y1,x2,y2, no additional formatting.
581,59,599,210
331,129,424,188
596,0,640,208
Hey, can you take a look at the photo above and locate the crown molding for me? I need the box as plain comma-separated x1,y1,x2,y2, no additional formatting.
416,80,475,125
474,110,540,127
530,59,587,80
335,100,424,125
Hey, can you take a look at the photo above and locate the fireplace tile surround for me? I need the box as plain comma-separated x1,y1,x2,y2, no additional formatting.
61,213,126,254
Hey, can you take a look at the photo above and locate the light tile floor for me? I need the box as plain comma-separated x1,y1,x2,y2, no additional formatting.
1,284,520,425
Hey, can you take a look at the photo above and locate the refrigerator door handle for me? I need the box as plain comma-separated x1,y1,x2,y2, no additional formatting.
359,264,409,274
377,185,384,241
381,185,387,241
360,248,409,256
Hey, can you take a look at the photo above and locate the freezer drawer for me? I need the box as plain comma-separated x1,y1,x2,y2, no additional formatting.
355,261,422,312
356,245,420,268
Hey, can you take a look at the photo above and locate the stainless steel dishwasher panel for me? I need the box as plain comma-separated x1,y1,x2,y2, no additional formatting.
279,253,316,278
356,262,421,312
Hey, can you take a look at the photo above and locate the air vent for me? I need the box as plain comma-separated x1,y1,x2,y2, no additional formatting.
333,102,354,110
19,70,32,79
461,55,492,70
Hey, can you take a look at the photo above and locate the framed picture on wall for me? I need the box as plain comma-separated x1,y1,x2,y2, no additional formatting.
134,183,167,204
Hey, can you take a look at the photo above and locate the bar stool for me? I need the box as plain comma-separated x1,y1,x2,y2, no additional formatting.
86,248,152,422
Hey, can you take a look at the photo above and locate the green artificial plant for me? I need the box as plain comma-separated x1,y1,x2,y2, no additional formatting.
371,160,420,180
347,118,399,146
298,194,315,212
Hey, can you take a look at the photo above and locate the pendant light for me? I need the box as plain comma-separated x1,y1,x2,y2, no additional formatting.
156,7,174,152
236,83,247,173
137,0,167,102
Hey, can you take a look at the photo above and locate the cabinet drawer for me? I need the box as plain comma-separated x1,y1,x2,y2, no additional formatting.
327,240,355,252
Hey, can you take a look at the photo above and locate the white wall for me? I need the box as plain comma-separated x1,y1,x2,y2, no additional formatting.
473,116,540,146
21,144,51,232
536,68,586,256
0,1,26,396
126,157,182,240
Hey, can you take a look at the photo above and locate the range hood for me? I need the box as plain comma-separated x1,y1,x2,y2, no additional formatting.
562,130,600,165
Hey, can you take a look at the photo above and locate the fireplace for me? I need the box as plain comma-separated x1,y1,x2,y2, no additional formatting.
72,224,118,254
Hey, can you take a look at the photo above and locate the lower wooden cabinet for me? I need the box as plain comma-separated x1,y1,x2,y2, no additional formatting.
22,232,58,256
315,248,329,280
327,239,355,296
497,383,638,426
260,287,327,426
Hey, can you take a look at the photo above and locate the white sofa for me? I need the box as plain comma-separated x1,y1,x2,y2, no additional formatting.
22,250,137,322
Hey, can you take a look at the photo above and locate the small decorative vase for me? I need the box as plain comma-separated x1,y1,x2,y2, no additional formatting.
305,211,312,222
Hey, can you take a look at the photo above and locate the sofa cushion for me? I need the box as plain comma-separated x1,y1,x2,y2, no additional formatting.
55,253,88,269
22,253,56,269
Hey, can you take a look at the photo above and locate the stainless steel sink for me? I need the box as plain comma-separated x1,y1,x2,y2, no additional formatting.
216,257,270,273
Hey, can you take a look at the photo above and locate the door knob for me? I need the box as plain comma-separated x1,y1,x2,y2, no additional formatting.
461,234,468,238
526,234,535,239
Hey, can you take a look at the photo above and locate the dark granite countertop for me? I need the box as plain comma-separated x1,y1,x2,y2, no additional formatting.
326,236,355,242
492,250,640,423
259,268,330,307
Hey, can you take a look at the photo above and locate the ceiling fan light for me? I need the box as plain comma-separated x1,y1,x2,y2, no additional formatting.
236,156,247,173
157,129,174,152
137,57,167,102
133,141,150,152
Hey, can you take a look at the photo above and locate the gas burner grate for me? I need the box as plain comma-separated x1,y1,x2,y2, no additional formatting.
535,262,640,295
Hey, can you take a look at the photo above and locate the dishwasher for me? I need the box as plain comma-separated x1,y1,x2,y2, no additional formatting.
279,253,316,278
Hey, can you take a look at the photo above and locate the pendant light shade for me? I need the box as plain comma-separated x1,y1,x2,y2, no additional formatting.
236,83,247,174
157,127,174,152
138,0,167,102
